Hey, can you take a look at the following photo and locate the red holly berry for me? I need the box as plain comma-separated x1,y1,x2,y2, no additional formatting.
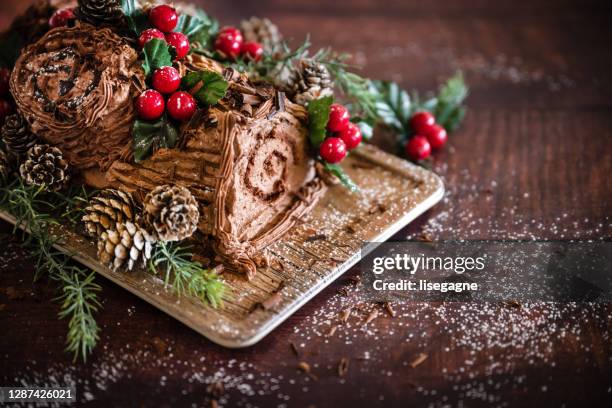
219,26,243,43
319,137,347,164
0,68,10,96
151,66,181,94
49,8,75,28
0,99,13,125
410,111,435,134
241,41,264,61
165,32,190,60
338,122,362,150
135,90,165,120
326,104,350,133
149,5,178,33
167,91,196,121
138,28,165,48
405,135,431,161
424,124,447,149
214,31,242,60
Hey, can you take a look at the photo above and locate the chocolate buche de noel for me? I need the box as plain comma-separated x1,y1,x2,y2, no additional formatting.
9,22,328,278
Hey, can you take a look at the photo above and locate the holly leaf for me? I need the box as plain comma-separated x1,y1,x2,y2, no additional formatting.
181,70,228,105
133,117,179,162
307,96,333,148
324,163,359,192
175,9,219,47
121,0,148,36
432,73,468,132
142,39,172,77
370,80,412,134
0,31,23,68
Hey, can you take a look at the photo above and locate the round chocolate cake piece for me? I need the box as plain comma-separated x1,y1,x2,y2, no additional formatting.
9,22,145,171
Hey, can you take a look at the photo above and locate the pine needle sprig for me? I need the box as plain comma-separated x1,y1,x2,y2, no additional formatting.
231,36,313,83
0,181,55,243
313,51,378,123
49,185,95,225
149,241,226,308
0,179,102,361
54,266,101,361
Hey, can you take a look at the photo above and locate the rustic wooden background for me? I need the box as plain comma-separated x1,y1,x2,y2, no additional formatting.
1,0,611,407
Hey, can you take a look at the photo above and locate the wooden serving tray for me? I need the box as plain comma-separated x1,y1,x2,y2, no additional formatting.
0,144,443,348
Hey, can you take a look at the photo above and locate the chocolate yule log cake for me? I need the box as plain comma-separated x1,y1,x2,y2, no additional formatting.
8,18,327,277
4,0,455,284
105,61,327,277
0,0,466,359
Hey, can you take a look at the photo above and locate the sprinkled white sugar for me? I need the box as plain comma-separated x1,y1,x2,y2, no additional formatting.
2,160,610,406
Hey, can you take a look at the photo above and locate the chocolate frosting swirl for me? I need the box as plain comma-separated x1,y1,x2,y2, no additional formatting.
9,23,144,171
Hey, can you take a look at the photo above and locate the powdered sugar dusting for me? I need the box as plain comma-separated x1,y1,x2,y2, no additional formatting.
2,154,610,407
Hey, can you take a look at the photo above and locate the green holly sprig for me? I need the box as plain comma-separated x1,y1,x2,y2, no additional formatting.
122,0,218,46
372,73,468,139
307,96,358,192
133,38,229,162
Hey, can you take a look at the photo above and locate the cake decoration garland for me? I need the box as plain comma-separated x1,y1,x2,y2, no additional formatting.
0,0,468,360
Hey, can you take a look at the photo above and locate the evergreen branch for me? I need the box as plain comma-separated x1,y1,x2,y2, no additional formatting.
230,37,313,83
149,241,226,308
314,53,378,123
227,36,377,126
0,179,102,361
0,180,55,244
49,184,94,225
54,267,101,361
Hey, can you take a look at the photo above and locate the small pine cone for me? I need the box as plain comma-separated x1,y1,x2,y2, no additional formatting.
19,144,70,191
97,221,156,271
240,16,283,55
143,185,200,242
287,59,334,106
82,189,140,238
75,0,124,27
1,114,38,156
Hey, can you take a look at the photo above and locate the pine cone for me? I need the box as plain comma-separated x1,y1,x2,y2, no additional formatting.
19,144,70,191
75,0,124,27
287,59,334,106
97,221,156,271
240,17,283,55
1,114,38,155
143,185,200,242
82,189,139,238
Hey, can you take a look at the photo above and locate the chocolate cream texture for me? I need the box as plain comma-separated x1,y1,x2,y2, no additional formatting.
9,22,327,278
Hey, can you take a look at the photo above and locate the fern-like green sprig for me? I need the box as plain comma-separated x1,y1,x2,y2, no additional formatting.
149,241,225,308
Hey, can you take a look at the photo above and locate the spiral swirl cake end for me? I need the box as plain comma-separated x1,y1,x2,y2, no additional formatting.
106,92,327,278
9,22,145,171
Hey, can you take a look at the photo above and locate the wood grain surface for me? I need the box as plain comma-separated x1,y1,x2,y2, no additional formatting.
1,1,611,407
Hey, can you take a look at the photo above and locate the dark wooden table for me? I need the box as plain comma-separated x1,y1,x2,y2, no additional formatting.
1,1,611,406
